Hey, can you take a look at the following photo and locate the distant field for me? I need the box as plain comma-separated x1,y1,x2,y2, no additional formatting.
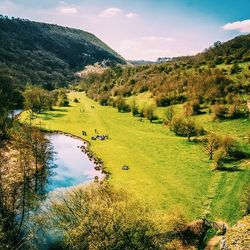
21,92,250,224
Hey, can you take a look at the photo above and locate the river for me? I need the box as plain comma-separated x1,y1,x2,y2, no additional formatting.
46,134,104,192
33,133,104,249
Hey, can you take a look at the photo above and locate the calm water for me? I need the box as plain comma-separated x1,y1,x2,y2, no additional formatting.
46,134,104,192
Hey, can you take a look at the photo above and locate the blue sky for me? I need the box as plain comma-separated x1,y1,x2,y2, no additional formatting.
0,0,249,60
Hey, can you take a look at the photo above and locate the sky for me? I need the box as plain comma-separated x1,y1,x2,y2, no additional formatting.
0,0,249,61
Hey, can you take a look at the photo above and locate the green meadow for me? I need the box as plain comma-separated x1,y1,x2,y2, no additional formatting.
22,92,250,224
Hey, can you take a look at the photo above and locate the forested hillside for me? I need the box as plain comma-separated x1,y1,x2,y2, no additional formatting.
175,34,250,65
0,15,126,88
81,34,250,119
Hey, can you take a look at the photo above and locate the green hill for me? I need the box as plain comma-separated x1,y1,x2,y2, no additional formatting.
174,33,250,65
81,33,250,112
0,15,126,88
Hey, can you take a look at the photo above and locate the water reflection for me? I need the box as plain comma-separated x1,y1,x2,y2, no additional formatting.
46,134,104,192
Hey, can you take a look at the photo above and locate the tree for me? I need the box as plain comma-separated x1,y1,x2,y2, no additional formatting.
205,133,220,160
171,118,204,142
0,75,21,138
204,133,235,164
24,86,54,113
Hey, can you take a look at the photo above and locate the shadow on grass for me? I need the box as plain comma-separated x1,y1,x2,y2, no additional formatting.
52,108,69,112
42,113,66,120
151,119,163,124
216,165,243,172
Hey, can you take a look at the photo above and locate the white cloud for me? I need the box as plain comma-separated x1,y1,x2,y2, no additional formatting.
222,20,250,32
141,36,174,42
98,8,122,18
58,7,78,14
126,12,137,19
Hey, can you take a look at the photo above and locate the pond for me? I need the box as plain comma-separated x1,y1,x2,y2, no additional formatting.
46,133,104,192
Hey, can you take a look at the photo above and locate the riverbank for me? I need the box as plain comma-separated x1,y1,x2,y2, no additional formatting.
45,130,109,181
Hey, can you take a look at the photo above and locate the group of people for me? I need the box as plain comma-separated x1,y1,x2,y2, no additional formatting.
91,134,109,141
82,128,109,141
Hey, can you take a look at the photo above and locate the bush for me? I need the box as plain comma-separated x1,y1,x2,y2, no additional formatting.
130,98,140,116
156,95,171,107
73,98,79,103
212,104,228,120
230,62,241,74
183,100,201,116
142,105,157,122
164,106,175,127
99,97,109,106
59,98,69,107
228,104,241,118
115,97,131,112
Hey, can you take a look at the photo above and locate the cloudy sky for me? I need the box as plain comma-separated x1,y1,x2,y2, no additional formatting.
0,0,249,60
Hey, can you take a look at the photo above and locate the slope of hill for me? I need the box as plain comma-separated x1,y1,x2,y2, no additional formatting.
0,15,126,88
175,33,250,65
81,33,250,111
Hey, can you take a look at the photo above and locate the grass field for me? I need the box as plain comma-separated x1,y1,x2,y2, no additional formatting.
21,92,250,224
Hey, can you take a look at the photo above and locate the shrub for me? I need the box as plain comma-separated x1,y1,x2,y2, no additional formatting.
230,62,241,74
131,105,139,116
116,97,131,112
142,105,157,122
73,98,79,103
99,97,109,106
164,105,175,127
130,98,140,116
228,104,240,118
58,98,69,107
156,95,171,107
183,100,201,116
212,104,228,120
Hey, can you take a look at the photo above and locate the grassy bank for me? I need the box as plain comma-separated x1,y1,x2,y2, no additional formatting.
21,92,250,224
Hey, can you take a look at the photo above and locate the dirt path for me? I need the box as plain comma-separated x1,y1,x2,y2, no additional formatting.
205,235,222,250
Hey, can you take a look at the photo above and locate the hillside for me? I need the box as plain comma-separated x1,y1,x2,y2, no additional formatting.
80,33,250,114
174,33,250,65
0,15,126,88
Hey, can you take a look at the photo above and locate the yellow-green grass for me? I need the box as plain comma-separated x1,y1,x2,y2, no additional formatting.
21,92,250,224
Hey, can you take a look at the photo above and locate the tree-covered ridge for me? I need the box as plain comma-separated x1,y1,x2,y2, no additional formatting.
81,33,250,113
174,33,250,65
0,15,126,88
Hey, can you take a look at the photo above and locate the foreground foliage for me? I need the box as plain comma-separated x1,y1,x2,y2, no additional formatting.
36,183,188,249
0,124,53,249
